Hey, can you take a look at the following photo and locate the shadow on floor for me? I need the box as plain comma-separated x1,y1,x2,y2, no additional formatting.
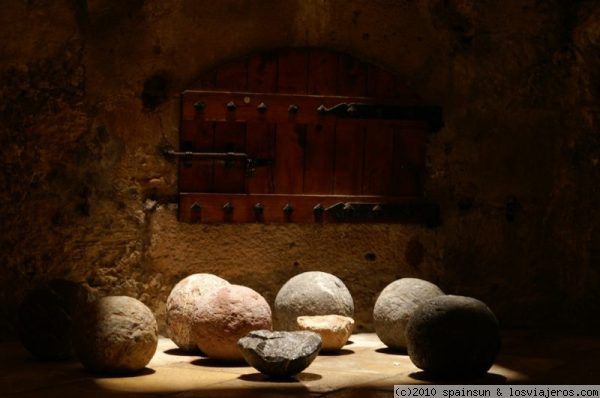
318,349,355,356
239,372,322,383
164,348,204,356
191,358,249,368
409,370,507,384
375,347,408,355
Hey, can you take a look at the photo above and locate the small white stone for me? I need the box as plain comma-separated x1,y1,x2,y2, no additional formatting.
296,315,354,351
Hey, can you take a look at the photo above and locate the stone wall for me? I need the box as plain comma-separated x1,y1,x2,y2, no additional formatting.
1,0,599,339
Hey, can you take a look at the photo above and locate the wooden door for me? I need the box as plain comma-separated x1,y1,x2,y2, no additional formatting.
175,49,442,224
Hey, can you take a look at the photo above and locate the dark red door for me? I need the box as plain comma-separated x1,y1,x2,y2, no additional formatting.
175,49,442,224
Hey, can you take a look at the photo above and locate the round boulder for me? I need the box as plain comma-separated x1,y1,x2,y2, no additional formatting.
73,296,158,374
166,273,229,351
406,295,501,379
17,279,93,360
274,271,354,330
373,278,444,350
192,285,272,361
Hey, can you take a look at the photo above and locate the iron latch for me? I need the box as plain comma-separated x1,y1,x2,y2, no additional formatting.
161,146,273,175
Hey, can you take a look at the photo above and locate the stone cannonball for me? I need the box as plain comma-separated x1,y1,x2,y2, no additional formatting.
166,273,229,351
373,278,444,350
406,295,501,379
73,296,158,374
192,285,272,361
273,271,354,330
17,279,93,360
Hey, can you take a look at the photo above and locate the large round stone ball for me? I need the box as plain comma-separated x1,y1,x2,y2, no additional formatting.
73,296,158,374
17,279,93,360
373,278,444,350
406,295,501,379
192,285,272,361
166,273,229,351
273,271,354,330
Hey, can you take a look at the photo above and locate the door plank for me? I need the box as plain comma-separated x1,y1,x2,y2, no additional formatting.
274,123,306,193
179,193,430,223
308,49,339,95
245,122,276,193
277,50,308,93
216,58,248,91
362,121,395,195
333,119,364,195
303,123,335,194
247,53,278,92
212,122,247,193
367,65,397,98
337,53,367,96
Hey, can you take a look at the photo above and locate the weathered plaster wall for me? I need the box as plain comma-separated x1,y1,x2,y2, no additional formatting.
1,0,599,339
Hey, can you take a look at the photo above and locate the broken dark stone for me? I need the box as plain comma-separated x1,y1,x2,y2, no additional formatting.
406,295,501,379
238,330,321,378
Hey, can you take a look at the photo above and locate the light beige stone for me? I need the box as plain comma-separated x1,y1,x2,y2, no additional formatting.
73,296,158,374
296,315,354,351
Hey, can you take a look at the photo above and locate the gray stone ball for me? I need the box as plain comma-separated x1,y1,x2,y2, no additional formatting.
17,279,93,360
192,285,272,361
274,271,354,330
166,273,229,351
73,296,158,374
373,278,444,350
406,295,501,379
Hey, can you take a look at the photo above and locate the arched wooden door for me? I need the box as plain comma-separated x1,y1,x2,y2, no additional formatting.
173,49,442,224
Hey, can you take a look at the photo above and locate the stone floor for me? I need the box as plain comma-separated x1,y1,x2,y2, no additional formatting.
2,331,599,397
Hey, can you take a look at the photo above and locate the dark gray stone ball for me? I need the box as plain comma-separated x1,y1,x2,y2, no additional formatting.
17,279,93,360
406,295,501,379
